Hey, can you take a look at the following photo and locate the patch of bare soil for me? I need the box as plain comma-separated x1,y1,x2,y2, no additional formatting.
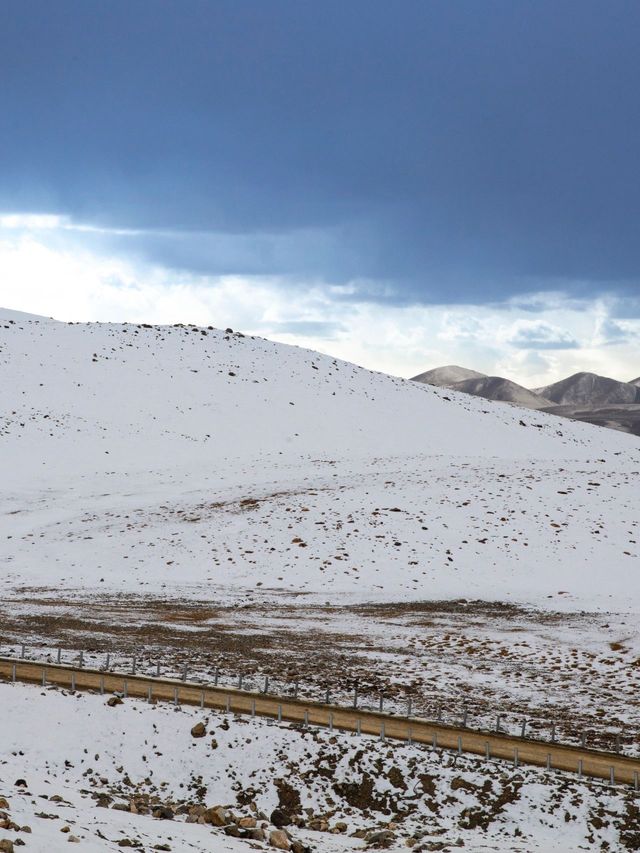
1,590,638,756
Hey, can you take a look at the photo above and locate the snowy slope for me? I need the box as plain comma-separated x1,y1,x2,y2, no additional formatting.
1,681,636,853
1,309,639,610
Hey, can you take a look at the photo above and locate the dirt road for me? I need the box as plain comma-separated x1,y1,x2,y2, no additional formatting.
2,656,638,787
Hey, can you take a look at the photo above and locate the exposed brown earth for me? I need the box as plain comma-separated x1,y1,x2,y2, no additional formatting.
1,592,639,756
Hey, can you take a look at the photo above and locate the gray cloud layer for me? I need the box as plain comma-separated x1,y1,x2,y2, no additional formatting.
1,1,640,304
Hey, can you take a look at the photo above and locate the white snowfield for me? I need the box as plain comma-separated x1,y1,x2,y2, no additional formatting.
1,307,639,611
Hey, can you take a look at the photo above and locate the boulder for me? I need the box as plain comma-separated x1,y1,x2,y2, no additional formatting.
106,696,123,707
190,722,206,738
270,808,290,827
365,829,397,848
203,806,230,827
152,806,174,820
269,829,291,850
0,840,14,853
242,828,266,841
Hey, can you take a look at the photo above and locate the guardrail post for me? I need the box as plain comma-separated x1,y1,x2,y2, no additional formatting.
200,691,205,709
610,767,615,786
20,644,25,659
214,667,219,686
353,681,358,708
356,719,361,736
462,709,468,728
238,673,243,690
174,687,179,706
71,673,76,691
182,663,187,682
615,733,621,753
42,667,46,687
123,680,128,698
546,753,552,771
407,725,412,745
132,657,136,676
263,676,269,694
325,687,330,705
57,648,62,664
278,704,282,722
521,720,527,738
634,771,638,791
251,699,256,717
380,723,386,742
457,736,462,755
156,662,160,677
578,759,583,778
226,695,231,713
514,748,519,768
379,694,384,712
294,681,299,698
303,710,309,727
11,663,16,683
105,653,110,671
147,685,152,702
580,732,586,748
407,698,412,718
79,650,84,669
329,712,333,732
495,715,501,733
485,742,490,760
100,676,104,695
550,723,556,743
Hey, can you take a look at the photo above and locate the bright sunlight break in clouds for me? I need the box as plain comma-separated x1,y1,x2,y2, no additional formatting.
1,214,638,387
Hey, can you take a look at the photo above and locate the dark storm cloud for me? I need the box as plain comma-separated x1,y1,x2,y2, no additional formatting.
1,0,640,302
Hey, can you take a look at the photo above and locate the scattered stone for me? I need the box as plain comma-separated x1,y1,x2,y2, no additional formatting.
106,696,123,707
271,808,290,827
152,806,174,820
269,829,291,850
203,806,230,827
190,722,206,738
365,829,397,848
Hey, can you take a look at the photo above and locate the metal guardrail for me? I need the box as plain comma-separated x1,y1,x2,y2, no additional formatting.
2,656,639,789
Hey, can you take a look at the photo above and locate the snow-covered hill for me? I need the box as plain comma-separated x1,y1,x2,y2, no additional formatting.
1,308,639,610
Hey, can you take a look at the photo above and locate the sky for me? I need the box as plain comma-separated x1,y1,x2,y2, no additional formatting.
1,0,639,385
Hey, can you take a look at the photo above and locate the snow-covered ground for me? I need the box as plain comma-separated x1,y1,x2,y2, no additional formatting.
1,308,638,610
2,681,639,852
2,308,640,851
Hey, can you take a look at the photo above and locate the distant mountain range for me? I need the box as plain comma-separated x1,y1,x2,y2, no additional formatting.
411,366,640,435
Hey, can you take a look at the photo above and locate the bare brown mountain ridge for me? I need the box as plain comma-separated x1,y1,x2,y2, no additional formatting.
411,368,640,436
